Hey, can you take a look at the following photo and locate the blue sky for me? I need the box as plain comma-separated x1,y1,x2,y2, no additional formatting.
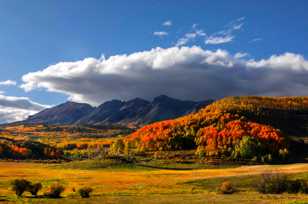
0,0,308,122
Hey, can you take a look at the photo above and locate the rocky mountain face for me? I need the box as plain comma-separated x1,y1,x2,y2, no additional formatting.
24,101,94,125
22,95,213,127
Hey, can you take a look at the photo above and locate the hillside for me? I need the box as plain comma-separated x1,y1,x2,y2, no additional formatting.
0,136,62,160
206,96,308,136
21,95,213,127
24,101,94,125
124,96,308,162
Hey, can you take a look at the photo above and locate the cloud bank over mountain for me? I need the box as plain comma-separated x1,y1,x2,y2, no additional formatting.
0,94,49,123
21,46,308,106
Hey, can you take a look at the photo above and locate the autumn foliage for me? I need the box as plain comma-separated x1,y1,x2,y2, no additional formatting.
0,137,62,160
124,96,296,161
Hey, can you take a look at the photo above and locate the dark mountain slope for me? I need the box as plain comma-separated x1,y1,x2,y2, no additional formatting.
77,95,213,126
142,95,209,124
21,96,213,126
24,101,94,125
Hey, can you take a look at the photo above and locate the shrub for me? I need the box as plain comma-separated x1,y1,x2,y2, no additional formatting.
257,173,308,194
219,181,235,194
78,187,93,198
28,183,42,197
285,179,302,194
298,180,308,194
257,173,287,194
11,179,31,197
44,183,65,198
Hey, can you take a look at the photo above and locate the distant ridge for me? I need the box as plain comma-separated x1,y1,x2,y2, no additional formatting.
20,95,213,127
24,101,94,125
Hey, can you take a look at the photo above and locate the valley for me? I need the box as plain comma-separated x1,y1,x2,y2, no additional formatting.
2,2,307,203
0,161,308,203
1,96,308,203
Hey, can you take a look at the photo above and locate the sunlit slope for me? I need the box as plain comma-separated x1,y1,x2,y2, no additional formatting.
208,96,308,136
126,96,308,161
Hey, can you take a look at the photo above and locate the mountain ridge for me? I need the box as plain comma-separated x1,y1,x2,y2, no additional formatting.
21,95,213,127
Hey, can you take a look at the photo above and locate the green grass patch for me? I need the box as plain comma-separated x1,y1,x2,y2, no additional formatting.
139,159,238,170
51,159,153,171
184,175,258,192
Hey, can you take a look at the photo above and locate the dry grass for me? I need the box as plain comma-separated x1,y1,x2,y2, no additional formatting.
0,162,308,203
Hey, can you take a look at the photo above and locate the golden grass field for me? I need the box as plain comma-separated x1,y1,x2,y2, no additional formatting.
0,161,308,203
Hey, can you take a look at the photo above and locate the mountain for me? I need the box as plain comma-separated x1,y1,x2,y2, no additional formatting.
77,95,212,126
126,96,308,162
24,101,94,125
21,96,213,126
76,98,151,126
142,95,208,124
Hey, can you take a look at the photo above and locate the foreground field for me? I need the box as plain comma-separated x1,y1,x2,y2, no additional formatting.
0,162,308,203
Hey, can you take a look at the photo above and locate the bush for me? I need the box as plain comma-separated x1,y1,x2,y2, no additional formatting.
44,183,65,198
78,187,93,198
298,180,308,193
28,183,42,197
257,173,308,194
286,179,302,193
219,181,236,194
11,179,31,197
257,173,287,194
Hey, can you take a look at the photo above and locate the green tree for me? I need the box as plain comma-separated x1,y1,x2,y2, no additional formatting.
109,139,125,155
232,136,261,160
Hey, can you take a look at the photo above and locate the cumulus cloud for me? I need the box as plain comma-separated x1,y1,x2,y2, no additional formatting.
153,31,168,37
20,46,308,106
0,94,49,124
0,80,17,86
162,20,172,26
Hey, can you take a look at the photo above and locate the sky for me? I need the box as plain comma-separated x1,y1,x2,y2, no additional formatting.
0,0,308,123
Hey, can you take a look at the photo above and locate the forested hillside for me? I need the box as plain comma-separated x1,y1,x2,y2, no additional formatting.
0,137,62,160
122,97,308,162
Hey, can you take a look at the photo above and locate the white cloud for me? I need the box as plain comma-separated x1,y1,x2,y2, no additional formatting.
21,46,308,106
175,29,206,46
0,107,38,124
205,35,234,45
250,38,262,43
0,94,49,123
153,31,168,37
205,17,245,45
247,53,308,71
162,20,172,26
0,80,17,86
234,52,248,59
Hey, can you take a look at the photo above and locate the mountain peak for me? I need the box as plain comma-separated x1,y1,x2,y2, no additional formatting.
24,101,94,125
153,95,175,103
61,101,92,107
127,98,149,105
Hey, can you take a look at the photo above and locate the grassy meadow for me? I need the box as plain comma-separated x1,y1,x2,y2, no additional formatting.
0,161,308,203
